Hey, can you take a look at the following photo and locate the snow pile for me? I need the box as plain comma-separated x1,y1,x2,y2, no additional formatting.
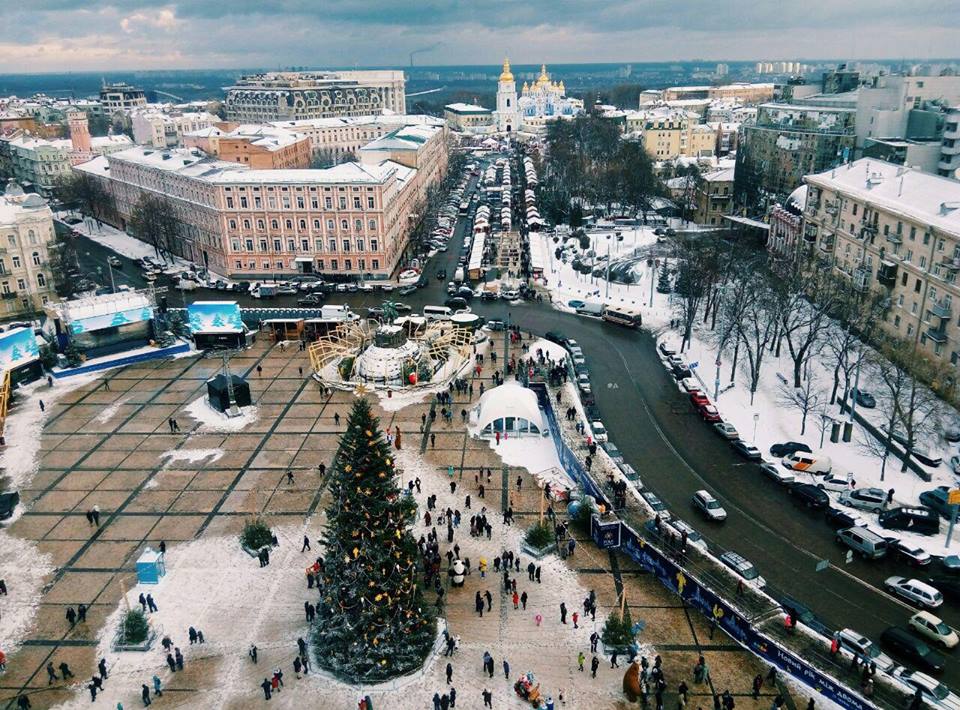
94,396,128,425
0,373,99,489
0,531,54,654
184,395,258,433
159,448,225,467
528,338,568,364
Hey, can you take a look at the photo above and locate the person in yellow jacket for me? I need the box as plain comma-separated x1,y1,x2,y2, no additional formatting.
478,558,487,578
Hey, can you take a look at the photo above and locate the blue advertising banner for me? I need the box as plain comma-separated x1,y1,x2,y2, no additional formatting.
591,515,622,549
187,301,244,334
0,327,39,369
69,306,153,334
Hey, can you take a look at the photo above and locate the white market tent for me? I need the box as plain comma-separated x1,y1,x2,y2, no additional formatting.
473,382,545,437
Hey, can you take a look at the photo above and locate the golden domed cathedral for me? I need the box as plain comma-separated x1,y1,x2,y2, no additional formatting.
495,59,582,135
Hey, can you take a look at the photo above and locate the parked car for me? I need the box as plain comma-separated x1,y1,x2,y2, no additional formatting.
714,422,739,440
919,487,956,519
880,627,946,673
926,575,960,599
690,392,710,408
772,593,831,636
107,255,122,268
824,507,867,530
640,490,670,519
658,342,677,357
545,331,568,345
885,576,944,608
817,473,852,492
890,540,933,567
759,461,795,485
680,378,701,393
787,482,830,509
770,441,813,458
297,294,324,306
850,388,877,408
781,452,832,474
944,421,960,443
909,611,959,649
275,284,298,295
590,421,608,443
878,507,940,535
890,668,960,710
698,403,721,423
836,526,889,559
718,551,765,588
691,490,727,522
731,440,762,460
0,491,20,520
837,628,896,672
397,285,417,296
839,487,888,512
662,518,708,553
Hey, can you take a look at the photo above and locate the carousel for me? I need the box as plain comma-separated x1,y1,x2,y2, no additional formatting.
307,303,478,391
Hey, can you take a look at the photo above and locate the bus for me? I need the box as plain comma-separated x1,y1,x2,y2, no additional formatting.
602,306,642,328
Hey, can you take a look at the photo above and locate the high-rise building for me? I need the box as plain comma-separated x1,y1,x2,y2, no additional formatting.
99,83,147,113
223,71,406,122
940,106,960,178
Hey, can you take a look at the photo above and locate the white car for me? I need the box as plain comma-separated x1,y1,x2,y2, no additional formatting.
885,576,944,609
590,421,608,443
837,628,895,671
816,473,852,493
891,667,960,710
680,377,700,393
949,454,960,475
838,487,887,512
909,611,959,649
759,461,795,485
692,490,727,522
714,422,739,440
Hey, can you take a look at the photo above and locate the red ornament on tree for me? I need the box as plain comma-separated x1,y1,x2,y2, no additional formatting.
408,372,418,384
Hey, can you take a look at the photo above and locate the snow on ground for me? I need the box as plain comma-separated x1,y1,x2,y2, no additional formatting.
159,448,225,467
0,373,100,490
529,338,567,363
0,531,54,655
184,395,258,433
533,226,661,315
94,396,128,425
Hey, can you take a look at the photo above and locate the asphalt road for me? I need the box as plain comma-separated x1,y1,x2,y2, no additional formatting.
60,167,960,688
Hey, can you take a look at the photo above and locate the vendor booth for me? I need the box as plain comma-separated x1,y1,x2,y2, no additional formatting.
263,318,304,342
0,327,43,386
188,301,249,350
46,292,155,358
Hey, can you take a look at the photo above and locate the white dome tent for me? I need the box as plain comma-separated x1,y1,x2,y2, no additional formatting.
472,382,545,438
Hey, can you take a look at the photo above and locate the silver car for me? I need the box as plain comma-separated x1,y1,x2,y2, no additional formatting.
692,490,727,522
838,487,887,512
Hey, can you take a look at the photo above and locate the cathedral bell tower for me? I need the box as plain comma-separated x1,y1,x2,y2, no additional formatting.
495,58,519,133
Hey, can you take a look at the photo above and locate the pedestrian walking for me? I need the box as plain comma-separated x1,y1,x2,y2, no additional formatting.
535,565,541,583
611,650,620,668
572,611,579,628
39,400,45,412
512,590,519,609
578,652,585,672
752,675,762,699
47,662,58,684
249,644,258,664
142,684,152,706
535,613,542,626
334,412,341,426
152,675,163,697
287,470,295,485
98,658,108,679
146,594,158,613
503,659,510,679
261,678,272,700
520,591,528,609
591,655,600,678
560,602,567,624
446,662,453,684
302,535,311,552
482,689,493,708
590,631,599,654
166,654,176,673
58,662,73,679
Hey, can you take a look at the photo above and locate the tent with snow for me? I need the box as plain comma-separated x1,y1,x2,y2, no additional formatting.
45,291,156,358
472,381,545,438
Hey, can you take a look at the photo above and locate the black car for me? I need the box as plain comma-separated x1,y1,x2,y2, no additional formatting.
771,592,831,636
824,507,863,530
926,576,960,598
545,331,568,346
878,507,940,535
851,388,877,408
787,482,830,510
880,627,945,673
770,441,812,458
0,491,19,520
436,269,447,280
444,297,468,311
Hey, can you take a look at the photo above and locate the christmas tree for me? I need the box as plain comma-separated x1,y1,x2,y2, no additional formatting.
313,398,436,682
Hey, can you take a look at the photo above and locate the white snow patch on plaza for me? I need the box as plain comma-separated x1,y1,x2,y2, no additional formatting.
159,448,225,467
0,531,54,654
0,373,100,490
94,396,128,424
184,395,258,433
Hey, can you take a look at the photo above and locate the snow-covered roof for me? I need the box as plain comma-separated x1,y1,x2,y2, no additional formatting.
445,103,491,114
56,291,151,321
268,114,444,131
703,167,735,183
360,124,442,153
805,158,960,238
475,382,544,434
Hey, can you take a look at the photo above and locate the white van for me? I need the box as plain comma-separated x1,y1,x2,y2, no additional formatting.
781,452,832,474
423,305,452,321
320,305,356,322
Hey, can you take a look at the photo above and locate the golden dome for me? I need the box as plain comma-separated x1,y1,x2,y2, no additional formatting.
537,64,550,85
499,58,514,82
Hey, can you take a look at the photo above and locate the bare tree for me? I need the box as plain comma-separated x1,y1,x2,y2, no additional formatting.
672,237,712,353
776,359,824,436
128,195,179,263
736,280,778,405
52,172,114,224
822,286,886,406
775,270,838,388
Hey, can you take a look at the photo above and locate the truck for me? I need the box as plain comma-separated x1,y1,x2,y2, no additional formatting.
250,284,276,299
453,267,465,284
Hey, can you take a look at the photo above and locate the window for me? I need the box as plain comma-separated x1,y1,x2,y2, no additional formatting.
315,239,323,252
1,282,8,294
325,197,332,209
285,219,293,230
273,239,281,251
257,219,265,230
331,259,338,270
299,219,306,230
368,219,377,231
271,219,279,229
31,252,40,266
345,259,352,271
226,197,234,208
910,226,916,241
353,196,361,209
920,256,927,269
27,230,36,245
894,315,901,328
356,239,364,252
342,240,351,252
287,239,295,251
326,219,334,230
240,196,248,208
296,196,305,209
340,219,349,230
36,273,45,287
246,239,254,251
12,256,20,269
317,259,325,271
370,239,379,251
355,219,363,232
229,219,237,230
262,261,270,269
231,239,241,251
339,197,347,209
329,239,337,252
372,259,379,270
301,239,309,251
313,219,321,229
16,278,25,290
915,279,922,293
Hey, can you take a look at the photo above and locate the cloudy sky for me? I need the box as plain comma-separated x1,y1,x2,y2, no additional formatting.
1,1,958,72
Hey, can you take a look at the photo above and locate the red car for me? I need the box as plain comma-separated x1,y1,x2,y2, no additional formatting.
698,403,721,422
690,392,710,408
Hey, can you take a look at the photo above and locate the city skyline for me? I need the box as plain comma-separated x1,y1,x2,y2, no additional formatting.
2,0,959,73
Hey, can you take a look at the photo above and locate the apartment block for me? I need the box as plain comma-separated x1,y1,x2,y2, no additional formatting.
0,182,59,318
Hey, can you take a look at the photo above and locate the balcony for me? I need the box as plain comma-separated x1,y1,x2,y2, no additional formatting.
853,268,870,292
942,255,960,271
877,261,898,287
819,236,835,253
803,224,818,243
886,231,903,245
931,300,953,320
926,326,949,344
0,291,17,300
